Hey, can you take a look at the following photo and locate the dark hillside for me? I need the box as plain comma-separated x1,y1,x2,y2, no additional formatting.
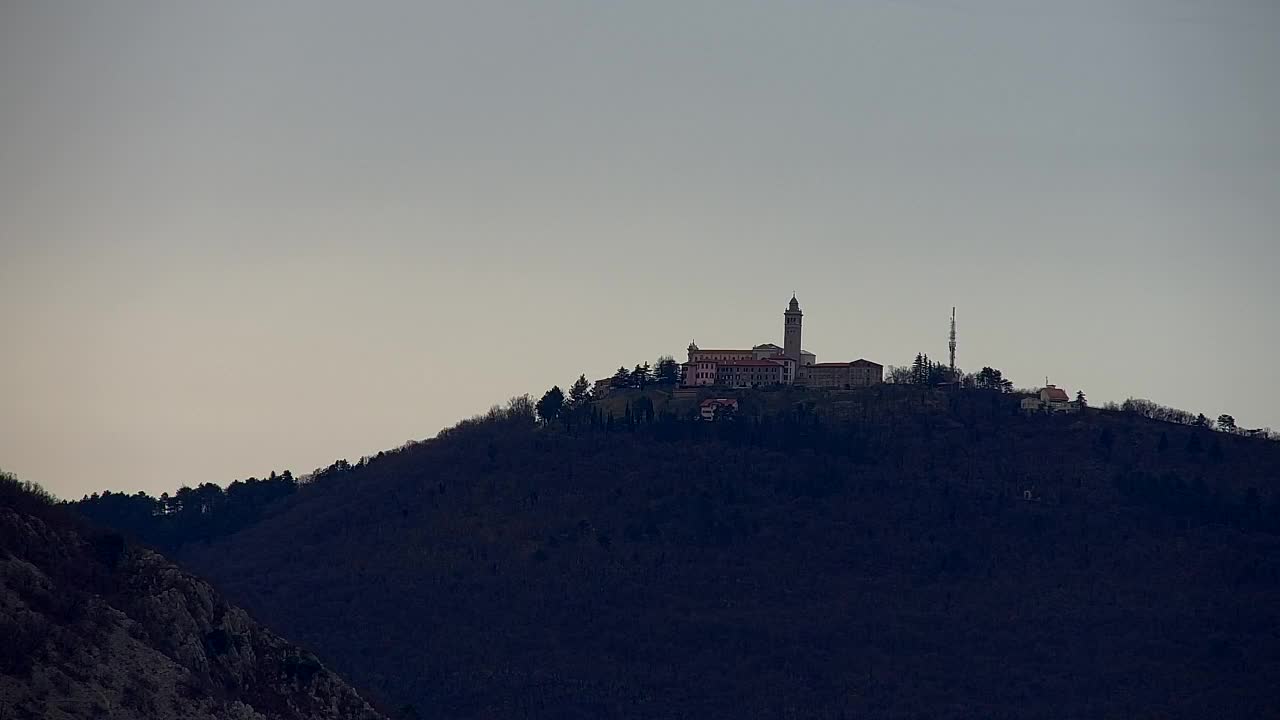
162,389,1280,717
0,474,387,720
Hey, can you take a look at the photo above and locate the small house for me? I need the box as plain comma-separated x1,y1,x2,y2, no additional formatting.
1022,385,1080,414
700,398,739,421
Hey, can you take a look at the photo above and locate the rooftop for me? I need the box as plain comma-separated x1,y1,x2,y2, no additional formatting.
719,359,787,367
1042,386,1070,402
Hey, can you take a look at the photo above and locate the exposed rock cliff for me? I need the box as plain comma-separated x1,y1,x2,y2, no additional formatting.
0,501,386,720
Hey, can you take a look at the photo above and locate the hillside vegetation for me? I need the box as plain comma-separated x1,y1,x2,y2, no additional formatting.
128,386,1280,719
0,473,386,720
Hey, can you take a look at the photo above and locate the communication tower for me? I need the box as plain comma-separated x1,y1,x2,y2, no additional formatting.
948,307,957,376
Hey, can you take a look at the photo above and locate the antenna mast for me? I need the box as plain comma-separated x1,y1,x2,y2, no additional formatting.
948,307,957,376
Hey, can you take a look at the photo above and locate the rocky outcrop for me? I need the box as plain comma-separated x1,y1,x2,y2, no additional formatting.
0,506,386,720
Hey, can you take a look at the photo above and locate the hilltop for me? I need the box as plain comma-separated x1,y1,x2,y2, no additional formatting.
0,475,387,720
93,385,1277,719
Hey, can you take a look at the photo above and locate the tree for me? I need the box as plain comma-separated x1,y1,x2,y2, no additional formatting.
910,354,928,385
1193,414,1212,429
506,394,537,423
536,386,564,423
926,361,951,385
1121,398,1196,426
1218,414,1237,433
885,365,913,384
975,367,1013,393
1076,390,1087,407
633,395,655,424
631,363,652,390
562,376,593,432
610,366,632,389
567,375,592,408
654,356,681,385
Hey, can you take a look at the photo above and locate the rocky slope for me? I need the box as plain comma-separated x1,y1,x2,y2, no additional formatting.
0,487,387,720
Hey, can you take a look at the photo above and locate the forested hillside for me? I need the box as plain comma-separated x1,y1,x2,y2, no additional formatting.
75,471,299,552
94,388,1280,718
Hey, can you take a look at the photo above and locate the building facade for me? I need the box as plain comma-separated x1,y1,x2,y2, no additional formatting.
804,359,884,389
680,295,881,389
715,359,787,387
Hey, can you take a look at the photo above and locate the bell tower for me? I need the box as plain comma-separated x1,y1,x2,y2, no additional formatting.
783,294,802,367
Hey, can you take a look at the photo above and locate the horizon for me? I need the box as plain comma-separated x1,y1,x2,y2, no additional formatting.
3,1,1278,498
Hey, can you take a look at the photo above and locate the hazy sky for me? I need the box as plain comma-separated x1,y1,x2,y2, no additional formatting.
2,1,1277,499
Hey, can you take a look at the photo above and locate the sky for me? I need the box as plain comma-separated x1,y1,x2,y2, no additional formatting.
2,1,1277,499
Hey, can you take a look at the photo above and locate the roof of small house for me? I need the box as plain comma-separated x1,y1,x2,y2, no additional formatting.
1042,386,1070,402
700,398,739,407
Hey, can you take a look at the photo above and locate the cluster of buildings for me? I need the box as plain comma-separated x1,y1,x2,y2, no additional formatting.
590,294,1090,423
681,295,883,390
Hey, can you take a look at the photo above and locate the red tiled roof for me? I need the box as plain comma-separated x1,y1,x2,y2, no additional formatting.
1043,387,1070,402
810,360,883,368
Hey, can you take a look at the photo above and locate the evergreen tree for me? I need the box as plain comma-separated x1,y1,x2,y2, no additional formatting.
1218,414,1237,433
634,395,655,424
654,356,681,385
536,386,565,423
631,363,652,390
610,366,632,388
911,354,927,385
975,367,1012,392
926,359,950,385
1076,390,1087,407
567,375,592,408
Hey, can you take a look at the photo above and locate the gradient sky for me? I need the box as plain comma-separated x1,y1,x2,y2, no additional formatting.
2,1,1277,499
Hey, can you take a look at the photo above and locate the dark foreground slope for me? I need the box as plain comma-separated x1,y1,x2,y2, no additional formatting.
0,478,386,720
172,389,1280,719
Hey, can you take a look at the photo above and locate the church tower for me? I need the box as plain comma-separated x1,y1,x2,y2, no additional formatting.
783,294,803,367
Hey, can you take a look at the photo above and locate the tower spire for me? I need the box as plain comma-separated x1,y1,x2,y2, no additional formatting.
783,294,803,380
948,307,957,376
